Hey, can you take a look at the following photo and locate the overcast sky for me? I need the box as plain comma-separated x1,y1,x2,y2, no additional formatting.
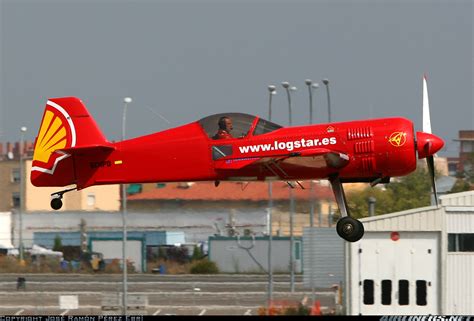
0,0,472,157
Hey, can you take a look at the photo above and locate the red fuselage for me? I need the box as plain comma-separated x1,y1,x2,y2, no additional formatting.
30,97,443,191
59,117,420,189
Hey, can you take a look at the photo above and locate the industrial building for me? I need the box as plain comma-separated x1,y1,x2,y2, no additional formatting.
346,190,474,315
208,236,302,273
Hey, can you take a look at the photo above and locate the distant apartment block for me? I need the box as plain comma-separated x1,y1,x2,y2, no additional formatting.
25,160,121,212
0,141,120,212
448,130,474,177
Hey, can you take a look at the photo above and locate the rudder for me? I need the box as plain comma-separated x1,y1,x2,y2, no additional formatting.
31,97,108,187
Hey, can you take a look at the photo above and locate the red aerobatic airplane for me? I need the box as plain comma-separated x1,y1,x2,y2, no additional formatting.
30,76,443,242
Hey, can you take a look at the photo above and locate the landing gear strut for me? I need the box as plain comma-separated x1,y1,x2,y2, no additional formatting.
330,176,365,242
50,187,76,210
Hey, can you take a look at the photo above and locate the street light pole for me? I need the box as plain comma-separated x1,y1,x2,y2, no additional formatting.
19,126,27,264
305,79,319,304
282,81,296,292
267,85,276,309
322,78,331,123
121,97,132,316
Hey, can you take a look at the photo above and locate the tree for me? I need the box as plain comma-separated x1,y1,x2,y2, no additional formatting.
53,235,63,252
461,152,474,183
385,167,432,211
449,179,471,193
346,186,395,219
191,245,203,261
346,167,433,218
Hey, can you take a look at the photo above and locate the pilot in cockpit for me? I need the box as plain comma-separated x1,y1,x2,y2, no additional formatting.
212,116,234,139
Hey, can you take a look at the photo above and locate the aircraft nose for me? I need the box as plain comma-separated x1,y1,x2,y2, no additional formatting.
416,131,444,159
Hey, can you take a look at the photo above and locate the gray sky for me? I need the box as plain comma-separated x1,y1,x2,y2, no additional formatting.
1,0,472,157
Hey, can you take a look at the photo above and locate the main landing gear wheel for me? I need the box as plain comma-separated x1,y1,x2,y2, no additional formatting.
51,197,63,210
336,217,364,242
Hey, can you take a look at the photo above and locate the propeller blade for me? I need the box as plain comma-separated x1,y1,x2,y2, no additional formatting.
422,74,432,134
426,155,439,206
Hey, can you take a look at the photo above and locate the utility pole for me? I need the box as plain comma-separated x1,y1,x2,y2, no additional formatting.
282,81,297,293
121,97,132,315
19,126,27,265
266,85,276,309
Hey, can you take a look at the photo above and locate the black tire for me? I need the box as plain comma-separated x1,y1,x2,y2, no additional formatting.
51,198,63,210
336,217,364,242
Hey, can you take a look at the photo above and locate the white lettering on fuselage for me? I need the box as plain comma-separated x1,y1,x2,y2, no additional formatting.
238,137,337,154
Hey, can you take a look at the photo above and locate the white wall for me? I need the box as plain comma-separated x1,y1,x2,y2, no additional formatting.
445,206,474,315
349,232,440,315
91,239,143,272
0,212,13,248
446,253,474,315
209,237,301,273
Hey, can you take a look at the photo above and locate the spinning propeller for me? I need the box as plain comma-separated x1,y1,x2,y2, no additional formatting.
415,75,444,206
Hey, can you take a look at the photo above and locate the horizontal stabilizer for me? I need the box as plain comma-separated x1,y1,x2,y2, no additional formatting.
58,144,115,155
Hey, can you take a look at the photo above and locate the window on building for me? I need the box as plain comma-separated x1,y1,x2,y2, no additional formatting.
448,233,474,252
416,280,427,306
363,279,374,305
87,194,96,207
381,280,392,305
294,242,301,260
398,280,409,305
448,163,458,176
12,192,20,208
11,168,20,183
461,141,474,153
127,184,142,195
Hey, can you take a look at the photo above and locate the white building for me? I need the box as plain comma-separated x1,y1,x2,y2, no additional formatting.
0,212,13,249
346,190,474,315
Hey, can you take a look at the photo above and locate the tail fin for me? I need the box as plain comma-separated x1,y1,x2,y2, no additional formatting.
31,97,108,187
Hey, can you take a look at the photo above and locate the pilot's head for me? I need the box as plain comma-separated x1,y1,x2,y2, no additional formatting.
218,116,233,132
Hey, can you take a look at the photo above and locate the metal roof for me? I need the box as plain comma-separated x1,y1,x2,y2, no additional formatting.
360,206,442,231
439,190,474,207
358,191,474,232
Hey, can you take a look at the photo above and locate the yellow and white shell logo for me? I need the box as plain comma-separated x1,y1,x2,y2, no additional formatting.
32,101,76,174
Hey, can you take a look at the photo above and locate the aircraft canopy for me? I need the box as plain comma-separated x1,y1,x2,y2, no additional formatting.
198,113,281,139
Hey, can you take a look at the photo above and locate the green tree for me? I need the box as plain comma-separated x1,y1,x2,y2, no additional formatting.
449,179,471,193
462,152,474,183
53,235,63,252
385,167,432,211
190,259,219,274
158,247,167,260
346,186,395,219
191,245,203,261
346,167,433,218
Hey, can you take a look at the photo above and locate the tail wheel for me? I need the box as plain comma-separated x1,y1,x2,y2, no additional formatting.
51,198,63,210
336,217,364,242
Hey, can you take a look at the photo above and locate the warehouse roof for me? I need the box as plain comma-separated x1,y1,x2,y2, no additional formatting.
127,181,334,202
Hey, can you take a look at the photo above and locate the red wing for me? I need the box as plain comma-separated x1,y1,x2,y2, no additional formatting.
214,148,350,170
